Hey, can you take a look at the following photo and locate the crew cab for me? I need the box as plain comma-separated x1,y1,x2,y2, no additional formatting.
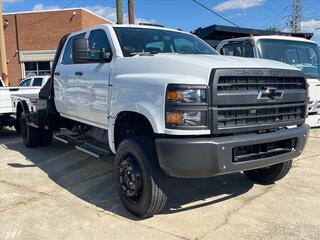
217,35,320,127
14,24,309,218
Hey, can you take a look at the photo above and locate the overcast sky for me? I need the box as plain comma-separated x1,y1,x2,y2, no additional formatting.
3,0,320,44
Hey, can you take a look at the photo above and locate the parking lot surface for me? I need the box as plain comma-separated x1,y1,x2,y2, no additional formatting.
1,128,320,240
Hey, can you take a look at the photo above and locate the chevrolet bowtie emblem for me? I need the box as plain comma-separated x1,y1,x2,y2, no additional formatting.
257,87,283,100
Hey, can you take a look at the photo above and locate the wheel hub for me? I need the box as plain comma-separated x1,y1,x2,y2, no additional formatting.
119,155,142,203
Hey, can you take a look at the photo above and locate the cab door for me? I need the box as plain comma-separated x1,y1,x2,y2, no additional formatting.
75,28,113,129
54,32,86,118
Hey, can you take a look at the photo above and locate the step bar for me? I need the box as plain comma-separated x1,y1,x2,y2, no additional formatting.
76,143,111,158
54,134,111,158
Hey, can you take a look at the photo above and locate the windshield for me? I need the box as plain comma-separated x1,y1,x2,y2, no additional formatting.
114,27,218,57
257,39,320,77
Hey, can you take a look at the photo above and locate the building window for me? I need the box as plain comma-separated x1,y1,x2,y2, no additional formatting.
24,61,51,77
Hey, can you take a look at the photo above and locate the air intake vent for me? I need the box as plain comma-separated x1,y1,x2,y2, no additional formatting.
217,102,305,130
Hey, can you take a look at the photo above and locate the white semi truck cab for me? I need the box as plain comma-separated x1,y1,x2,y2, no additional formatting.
13,25,309,218
216,35,320,126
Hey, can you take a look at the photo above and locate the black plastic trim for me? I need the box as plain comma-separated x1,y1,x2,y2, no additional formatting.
155,124,309,178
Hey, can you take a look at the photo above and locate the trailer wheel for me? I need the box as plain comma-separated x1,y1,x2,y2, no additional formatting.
114,137,168,218
243,160,292,184
21,112,39,148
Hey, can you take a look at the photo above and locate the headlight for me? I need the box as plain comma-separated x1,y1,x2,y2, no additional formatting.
166,111,207,127
166,88,207,104
165,84,209,129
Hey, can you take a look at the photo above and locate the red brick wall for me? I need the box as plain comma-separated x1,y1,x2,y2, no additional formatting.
1,9,109,86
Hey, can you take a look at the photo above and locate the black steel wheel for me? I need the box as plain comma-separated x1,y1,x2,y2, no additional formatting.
114,137,168,218
119,154,143,204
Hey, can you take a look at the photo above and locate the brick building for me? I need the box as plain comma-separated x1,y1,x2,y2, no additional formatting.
0,8,112,86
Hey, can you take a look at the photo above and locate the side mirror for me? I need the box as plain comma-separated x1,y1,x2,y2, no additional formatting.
72,38,90,63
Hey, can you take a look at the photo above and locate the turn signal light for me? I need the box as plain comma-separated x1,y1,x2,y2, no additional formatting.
166,112,183,124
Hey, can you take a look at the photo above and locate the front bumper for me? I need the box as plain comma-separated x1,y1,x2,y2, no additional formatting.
155,124,309,178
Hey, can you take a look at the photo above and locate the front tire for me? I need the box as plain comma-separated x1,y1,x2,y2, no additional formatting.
114,138,168,218
243,160,293,184
21,112,39,148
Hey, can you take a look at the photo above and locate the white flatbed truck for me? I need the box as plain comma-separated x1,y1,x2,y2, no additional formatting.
12,24,309,218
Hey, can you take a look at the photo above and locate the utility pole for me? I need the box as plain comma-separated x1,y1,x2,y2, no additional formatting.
0,0,9,85
116,0,123,24
287,0,303,33
128,0,135,24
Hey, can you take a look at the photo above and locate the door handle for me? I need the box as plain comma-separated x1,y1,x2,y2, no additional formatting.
54,72,60,76
75,71,83,76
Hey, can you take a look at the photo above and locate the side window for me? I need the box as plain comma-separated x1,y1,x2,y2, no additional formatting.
88,29,112,61
32,78,43,86
243,42,254,58
61,33,86,64
20,78,31,86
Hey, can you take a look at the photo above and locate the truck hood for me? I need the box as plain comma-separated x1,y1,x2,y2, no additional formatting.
151,54,299,71
114,53,301,86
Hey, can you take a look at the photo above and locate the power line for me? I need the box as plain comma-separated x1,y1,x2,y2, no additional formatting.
191,0,240,28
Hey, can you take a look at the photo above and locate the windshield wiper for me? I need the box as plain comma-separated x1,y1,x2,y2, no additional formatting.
129,51,159,56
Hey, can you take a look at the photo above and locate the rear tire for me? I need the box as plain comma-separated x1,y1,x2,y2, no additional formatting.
243,160,293,184
20,112,39,148
114,137,168,218
14,120,21,134
39,129,53,146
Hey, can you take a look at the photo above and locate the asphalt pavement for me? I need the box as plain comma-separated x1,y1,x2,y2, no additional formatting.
0,128,319,240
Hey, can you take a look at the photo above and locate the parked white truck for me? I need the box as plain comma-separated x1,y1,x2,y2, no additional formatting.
216,35,320,127
13,25,309,218
0,76,49,130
